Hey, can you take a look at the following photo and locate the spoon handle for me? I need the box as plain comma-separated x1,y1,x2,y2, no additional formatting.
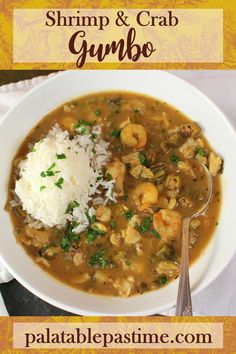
175,217,193,316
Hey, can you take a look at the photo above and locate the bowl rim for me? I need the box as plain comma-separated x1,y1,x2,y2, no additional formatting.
1,70,236,316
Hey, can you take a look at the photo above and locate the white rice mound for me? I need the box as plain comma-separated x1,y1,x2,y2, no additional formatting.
15,124,115,230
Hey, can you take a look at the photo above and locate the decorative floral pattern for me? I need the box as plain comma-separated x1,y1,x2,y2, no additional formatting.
0,0,235,69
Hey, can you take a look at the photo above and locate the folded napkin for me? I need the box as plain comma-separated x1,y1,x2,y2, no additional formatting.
0,71,235,316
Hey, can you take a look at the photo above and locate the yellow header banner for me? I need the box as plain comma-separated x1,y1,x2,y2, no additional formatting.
0,0,236,69
13,9,223,68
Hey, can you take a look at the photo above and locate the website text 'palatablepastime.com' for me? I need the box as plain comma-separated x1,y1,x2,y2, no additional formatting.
13,322,223,349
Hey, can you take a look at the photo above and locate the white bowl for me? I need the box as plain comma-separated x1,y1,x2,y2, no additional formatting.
0,70,236,316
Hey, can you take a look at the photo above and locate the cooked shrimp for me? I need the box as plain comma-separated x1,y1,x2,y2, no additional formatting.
153,209,182,241
106,158,125,196
120,123,147,149
132,182,158,211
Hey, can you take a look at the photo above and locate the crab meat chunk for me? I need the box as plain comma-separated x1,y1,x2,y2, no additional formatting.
179,138,204,158
130,165,154,179
208,152,223,176
113,276,135,297
121,152,140,167
122,226,141,245
150,112,170,129
178,161,196,179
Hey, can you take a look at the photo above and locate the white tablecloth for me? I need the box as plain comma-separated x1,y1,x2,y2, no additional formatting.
0,71,235,316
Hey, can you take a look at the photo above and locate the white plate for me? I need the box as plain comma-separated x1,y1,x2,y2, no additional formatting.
0,70,236,315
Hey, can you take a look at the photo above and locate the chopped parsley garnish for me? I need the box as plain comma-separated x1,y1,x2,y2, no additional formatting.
31,146,36,152
90,133,97,142
106,172,113,181
95,109,101,116
85,211,96,225
159,275,168,285
75,119,93,135
48,162,56,171
170,154,180,164
40,162,56,177
46,170,55,177
40,186,46,192
139,152,150,168
55,177,64,189
151,229,161,239
110,129,121,138
86,226,105,244
60,221,80,252
56,153,66,160
88,250,107,269
138,216,153,233
134,108,140,113
196,147,206,157
65,200,80,214
124,210,134,220
156,244,175,261
79,126,90,135
122,194,129,201
60,237,71,252
109,220,117,230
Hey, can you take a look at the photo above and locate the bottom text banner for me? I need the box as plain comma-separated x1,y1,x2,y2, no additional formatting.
0,317,235,352
13,321,222,349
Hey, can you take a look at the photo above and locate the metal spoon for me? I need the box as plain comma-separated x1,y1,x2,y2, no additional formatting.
175,161,213,316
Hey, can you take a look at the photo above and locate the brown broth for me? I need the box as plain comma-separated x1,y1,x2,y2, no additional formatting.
7,91,222,297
